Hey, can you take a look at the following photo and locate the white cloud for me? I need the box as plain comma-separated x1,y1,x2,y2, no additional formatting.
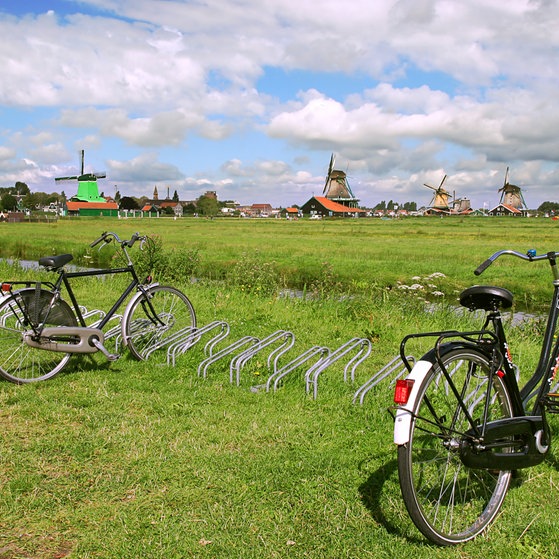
0,0,559,207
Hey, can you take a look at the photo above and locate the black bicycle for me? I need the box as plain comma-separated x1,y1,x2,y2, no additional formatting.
393,249,559,545
0,231,196,383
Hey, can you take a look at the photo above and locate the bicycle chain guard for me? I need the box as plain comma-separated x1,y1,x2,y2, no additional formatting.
23,326,105,354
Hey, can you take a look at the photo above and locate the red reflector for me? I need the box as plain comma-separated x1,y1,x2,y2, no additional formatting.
1,283,11,292
394,379,415,405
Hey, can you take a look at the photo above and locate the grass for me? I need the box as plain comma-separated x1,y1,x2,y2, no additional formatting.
1,217,559,557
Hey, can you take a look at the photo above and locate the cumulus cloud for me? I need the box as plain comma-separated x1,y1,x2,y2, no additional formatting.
0,0,558,207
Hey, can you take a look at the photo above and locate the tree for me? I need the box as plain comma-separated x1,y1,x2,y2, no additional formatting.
14,181,30,196
538,201,559,214
1,193,17,211
119,196,140,210
172,190,179,202
196,194,219,217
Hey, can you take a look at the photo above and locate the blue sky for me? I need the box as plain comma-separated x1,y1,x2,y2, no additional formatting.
0,0,558,209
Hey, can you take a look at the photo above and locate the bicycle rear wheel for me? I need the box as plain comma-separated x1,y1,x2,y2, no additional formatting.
0,289,77,383
123,285,196,361
397,346,514,545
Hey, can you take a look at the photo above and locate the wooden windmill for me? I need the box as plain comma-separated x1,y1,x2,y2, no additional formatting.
322,154,359,208
55,150,107,202
424,175,452,212
498,167,527,210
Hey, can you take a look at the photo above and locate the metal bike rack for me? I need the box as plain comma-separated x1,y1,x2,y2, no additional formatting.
265,345,330,392
166,320,230,365
197,335,260,379
353,355,415,405
305,337,372,399
230,330,295,386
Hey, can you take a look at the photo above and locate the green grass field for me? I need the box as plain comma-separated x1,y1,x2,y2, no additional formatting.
1,216,559,558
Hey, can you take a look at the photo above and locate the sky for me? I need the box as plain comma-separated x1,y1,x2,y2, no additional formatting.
1,0,558,210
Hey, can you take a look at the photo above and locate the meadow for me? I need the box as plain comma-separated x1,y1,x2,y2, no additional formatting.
0,216,558,558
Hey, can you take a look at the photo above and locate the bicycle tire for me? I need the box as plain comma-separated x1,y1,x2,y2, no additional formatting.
0,289,77,383
122,285,196,361
397,346,514,545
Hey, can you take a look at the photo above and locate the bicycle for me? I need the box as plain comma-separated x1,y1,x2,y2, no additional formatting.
0,231,196,384
392,249,559,545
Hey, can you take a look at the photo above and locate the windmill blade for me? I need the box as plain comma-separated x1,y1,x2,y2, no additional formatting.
55,175,79,182
80,150,85,175
323,153,335,194
504,166,509,186
423,183,437,191
439,174,447,189
94,172,107,179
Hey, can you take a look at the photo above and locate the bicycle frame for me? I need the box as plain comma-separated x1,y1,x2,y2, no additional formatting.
53,264,146,331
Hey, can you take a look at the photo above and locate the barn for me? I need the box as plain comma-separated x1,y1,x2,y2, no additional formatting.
300,196,368,218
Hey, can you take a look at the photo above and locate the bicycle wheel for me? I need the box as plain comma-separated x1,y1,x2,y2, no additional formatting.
0,289,77,383
123,285,196,361
397,346,514,545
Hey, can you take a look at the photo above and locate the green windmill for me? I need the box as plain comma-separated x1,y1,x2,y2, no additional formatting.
55,150,107,202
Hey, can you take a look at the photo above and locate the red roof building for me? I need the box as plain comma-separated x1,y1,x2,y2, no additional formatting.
300,196,368,217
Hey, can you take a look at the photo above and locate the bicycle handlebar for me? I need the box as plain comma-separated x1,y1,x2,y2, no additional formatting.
90,231,144,249
474,249,559,276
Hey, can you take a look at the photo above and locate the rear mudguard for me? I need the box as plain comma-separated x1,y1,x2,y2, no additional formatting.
393,342,488,445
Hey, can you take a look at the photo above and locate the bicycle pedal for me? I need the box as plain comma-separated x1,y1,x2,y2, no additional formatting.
90,338,120,362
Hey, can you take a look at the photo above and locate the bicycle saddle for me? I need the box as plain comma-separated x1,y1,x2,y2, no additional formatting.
39,254,73,271
459,285,513,311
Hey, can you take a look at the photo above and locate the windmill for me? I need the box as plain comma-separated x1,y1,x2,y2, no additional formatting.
55,150,107,203
498,167,527,210
322,153,359,208
424,175,452,212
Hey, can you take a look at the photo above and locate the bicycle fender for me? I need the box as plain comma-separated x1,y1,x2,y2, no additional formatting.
120,283,160,347
394,360,432,445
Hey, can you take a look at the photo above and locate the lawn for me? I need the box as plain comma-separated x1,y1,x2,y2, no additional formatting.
1,216,559,558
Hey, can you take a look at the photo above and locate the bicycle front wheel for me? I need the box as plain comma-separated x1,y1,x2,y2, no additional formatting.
123,285,196,361
0,289,77,383
397,346,514,545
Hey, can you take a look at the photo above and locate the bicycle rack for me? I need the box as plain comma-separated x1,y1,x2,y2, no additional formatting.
136,322,196,360
230,330,295,386
305,337,372,399
264,345,330,393
166,320,230,365
197,335,260,379
353,355,415,405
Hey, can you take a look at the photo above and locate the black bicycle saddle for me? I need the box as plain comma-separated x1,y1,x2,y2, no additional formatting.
459,285,514,311
39,254,74,271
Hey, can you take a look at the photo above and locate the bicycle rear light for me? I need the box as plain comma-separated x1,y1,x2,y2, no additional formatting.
1,282,11,293
394,379,415,405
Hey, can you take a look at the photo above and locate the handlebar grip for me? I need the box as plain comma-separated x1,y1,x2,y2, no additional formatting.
474,258,493,276
126,233,140,248
90,232,108,248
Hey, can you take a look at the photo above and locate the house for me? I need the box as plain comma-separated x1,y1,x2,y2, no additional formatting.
300,196,368,218
488,203,525,217
65,200,119,217
251,203,274,217
141,204,160,217
282,207,301,219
